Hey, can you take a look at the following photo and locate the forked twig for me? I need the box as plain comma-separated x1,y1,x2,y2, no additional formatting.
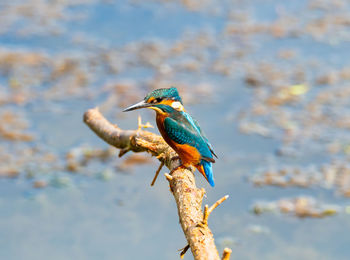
203,195,229,225
137,115,154,131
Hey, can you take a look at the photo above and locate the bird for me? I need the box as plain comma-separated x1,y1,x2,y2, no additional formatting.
123,87,217,187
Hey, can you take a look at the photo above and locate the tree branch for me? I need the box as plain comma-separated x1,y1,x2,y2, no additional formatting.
203,195,229,226
222,248,232,260
83,107,231,260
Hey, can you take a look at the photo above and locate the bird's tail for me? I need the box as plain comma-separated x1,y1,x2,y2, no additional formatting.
197,160,215,187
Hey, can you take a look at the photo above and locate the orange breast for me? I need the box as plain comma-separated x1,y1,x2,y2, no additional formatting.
156,114,201,167
173,143,201,166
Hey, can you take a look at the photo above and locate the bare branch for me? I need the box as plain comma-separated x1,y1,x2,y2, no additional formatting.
118,148,130,157
83,108,168,155
164,173,173,181
203,195,229,225
179,244,190,259
84,107,228,260
151,161,164,186
222,248,232,260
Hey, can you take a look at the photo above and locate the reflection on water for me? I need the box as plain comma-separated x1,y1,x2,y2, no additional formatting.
1,0,350,259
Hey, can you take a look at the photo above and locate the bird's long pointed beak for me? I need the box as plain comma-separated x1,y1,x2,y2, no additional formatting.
123,100,150,112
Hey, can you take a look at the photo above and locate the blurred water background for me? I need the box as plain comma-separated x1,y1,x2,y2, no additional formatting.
1,0,350,259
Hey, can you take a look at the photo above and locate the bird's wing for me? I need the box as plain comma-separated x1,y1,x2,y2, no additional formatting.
164,117,215,163
181,112,218,158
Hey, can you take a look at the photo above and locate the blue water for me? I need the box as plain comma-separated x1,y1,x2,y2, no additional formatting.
1,1,350,259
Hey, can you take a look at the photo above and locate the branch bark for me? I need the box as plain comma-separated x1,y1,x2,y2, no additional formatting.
83,108,230,260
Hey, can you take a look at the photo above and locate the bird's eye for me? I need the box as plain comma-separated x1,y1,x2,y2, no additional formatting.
155,98,162,103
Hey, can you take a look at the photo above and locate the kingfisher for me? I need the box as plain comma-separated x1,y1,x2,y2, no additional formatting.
123,87,217,187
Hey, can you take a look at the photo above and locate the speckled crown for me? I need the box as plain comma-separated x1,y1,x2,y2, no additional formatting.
145,87,182,103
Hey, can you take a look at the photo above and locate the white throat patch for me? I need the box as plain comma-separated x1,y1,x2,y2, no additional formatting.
171,101,184,111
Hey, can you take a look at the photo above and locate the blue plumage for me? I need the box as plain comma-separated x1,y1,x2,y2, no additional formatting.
123,87,217,187
201,160,215,187
181,111,217,158
163,111,216,186
164,118,193,145
164,116,213,160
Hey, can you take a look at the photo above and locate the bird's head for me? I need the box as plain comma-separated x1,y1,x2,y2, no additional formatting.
123,87,184,113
